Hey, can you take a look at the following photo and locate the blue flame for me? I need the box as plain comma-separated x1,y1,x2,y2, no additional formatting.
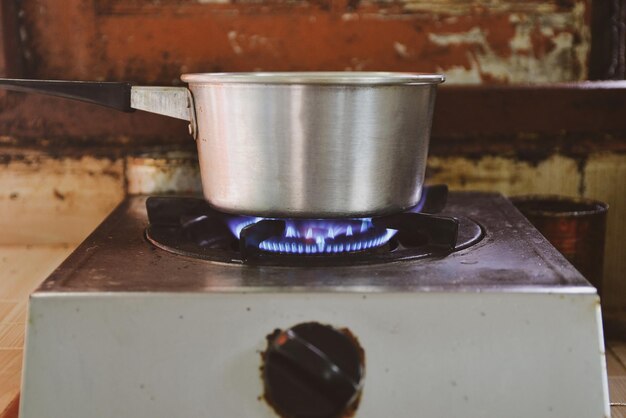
227,216,262,238
258,228,397,254
227,216,397,255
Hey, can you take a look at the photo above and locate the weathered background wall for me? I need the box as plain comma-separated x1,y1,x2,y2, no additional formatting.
17,0,591,84
0,0,625,309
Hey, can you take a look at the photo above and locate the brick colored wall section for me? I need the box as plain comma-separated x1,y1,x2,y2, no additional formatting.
18,0,590,84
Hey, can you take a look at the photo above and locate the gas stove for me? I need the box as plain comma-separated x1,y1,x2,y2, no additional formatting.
19,191,609,418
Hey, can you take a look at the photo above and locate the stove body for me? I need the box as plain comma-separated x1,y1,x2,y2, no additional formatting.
19,193,610,418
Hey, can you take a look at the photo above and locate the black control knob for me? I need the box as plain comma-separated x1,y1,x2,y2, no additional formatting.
262,322,365,418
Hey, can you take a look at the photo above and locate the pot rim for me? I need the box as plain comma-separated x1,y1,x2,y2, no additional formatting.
509,194,609,218
181,71,445,85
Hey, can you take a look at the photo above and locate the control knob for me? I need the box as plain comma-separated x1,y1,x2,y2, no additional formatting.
262,322,365,418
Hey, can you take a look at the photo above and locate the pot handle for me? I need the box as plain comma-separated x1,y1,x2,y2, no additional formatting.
0,78,134,111
130,86,198,138
0,79,198,138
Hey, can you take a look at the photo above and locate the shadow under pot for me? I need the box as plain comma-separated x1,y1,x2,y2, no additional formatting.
510,195,608,295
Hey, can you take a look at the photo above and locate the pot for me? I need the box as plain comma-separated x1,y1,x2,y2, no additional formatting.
0,72,444,218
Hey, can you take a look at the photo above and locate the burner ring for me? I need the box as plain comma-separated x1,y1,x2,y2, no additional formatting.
259,225,394,254
143,196,484,267
232,218,397,255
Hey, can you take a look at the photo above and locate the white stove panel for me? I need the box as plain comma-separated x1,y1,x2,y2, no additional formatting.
21,291,608,418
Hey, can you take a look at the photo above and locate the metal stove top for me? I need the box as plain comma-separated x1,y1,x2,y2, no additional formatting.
38,192,592,293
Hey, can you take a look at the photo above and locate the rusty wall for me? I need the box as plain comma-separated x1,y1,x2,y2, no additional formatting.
16,0,590,84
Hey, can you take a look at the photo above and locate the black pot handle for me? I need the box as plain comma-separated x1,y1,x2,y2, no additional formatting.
0,78,133,112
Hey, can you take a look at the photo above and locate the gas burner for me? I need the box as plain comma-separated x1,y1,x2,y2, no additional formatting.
145,185,484,266
228,217,397,254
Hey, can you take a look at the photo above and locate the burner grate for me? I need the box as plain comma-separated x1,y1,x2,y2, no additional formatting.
144,185,484,266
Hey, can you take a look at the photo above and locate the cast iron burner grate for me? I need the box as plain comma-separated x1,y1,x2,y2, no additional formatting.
145,185,483,266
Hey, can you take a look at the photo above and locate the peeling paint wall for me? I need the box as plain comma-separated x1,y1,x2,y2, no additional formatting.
0,151,125,244
17,0,591,84
427,8,589,84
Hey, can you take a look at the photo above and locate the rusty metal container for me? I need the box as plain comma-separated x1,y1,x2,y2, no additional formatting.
511,195,608,294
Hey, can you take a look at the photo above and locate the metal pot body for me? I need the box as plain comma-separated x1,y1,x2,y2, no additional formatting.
184,74,441,218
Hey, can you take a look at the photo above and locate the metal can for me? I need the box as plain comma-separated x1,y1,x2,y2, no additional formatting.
510,195,608,295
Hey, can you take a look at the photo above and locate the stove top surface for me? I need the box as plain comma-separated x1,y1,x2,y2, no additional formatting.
38,192,593,294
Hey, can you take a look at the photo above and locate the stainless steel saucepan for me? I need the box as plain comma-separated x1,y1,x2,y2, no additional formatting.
0,72,444,218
